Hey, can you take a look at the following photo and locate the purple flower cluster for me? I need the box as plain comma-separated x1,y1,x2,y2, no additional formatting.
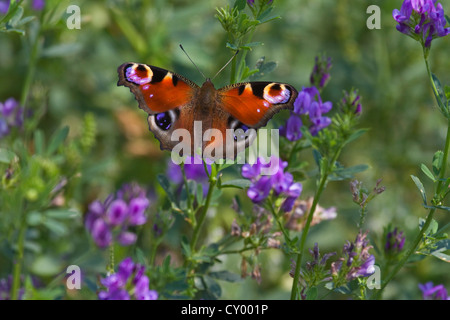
166,155,211,185
0,0,45,14
98,257,158,300
310,55,332,90
280,86,332,141
0,98,24,139
340,89,362,115
385,227,406,254
331,231,375,282
0,275,24,300
85,183,150,248
242,157,302,212
393,0,450,48
419,282,449,300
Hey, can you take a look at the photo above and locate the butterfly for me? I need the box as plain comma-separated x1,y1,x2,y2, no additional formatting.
117,62,298,160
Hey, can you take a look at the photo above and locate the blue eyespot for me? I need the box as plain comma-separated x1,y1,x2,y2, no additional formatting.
155,112,172,130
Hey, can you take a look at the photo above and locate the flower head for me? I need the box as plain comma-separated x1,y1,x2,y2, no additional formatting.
281,86,332,141
166,155,211,193
98,257,158,300
419,282,449,300
242,157,302,212
331,231,375,284
0,98,24,139
284,197,337,231
393,0,450,48
85,183,150,248
310,55,332,89
0,275,24,300
32,0,45,11
385,227,406,254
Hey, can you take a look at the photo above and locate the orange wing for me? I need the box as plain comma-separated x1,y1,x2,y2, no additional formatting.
117,63,197,114
220,82,298,127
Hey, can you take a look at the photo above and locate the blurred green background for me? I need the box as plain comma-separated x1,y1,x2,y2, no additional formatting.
0,0,449,299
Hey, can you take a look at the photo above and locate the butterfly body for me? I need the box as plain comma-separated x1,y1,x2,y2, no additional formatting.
117,62,298,159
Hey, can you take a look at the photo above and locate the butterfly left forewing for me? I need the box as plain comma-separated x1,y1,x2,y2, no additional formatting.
118,63,199,152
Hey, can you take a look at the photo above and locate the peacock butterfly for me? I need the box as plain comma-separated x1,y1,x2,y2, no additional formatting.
117,62,298,160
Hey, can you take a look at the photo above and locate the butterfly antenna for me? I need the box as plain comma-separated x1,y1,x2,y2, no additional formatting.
211,50,239,80
179,44,206,80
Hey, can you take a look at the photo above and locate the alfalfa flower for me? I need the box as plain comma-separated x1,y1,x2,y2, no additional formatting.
98,257,158,300
85,183,150,248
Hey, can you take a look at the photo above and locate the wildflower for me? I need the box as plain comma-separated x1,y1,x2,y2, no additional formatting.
284,197,337,231
0,275,24,300
385,227,406,254
242,157,302,212
166,155,211,193
331,231,375,284
281,86,332,140
32,0,45,11
310,55,332,89
393,0,450,48
419,282,449,300
0,0,9,14
340,89,362,115
0,98,24,139
98,257,158,300
85,183,150,248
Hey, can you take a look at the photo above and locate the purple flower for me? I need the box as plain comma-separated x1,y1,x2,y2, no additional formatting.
166,155,212,193
419,282,449,300
0,275,24,300
310,55,332,89
98,257,158,300
0,98,24,138
32,0,45,11
282,86,332,140
242,157,302,212
331,231,375,283
393,0,450,48
85,183,150,248
385,227,406,254
0,0,9,14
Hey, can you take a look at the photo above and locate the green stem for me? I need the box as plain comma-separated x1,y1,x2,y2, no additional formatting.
267,198,291,244
289,173,328,300
11,217,26,300
373,55,450,299
190,174,217,251
20,21,41,107
290,147,343,300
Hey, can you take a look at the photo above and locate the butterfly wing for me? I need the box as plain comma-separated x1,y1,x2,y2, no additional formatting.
117,63,199,151
219,82,298,128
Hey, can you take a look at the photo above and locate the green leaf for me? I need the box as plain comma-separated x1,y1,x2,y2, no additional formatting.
430,239,450,263
41,43,83,58
7,5,23,27
421,163,436,182
329,164,369,181
306,286,318,300
220,179,251,189
419,218,438,235
0,148,17,164
344,128,368,146
47,126,69,155
42,219,68,236
157,174,176,203
226,42,239,51
411,175,427,205
34,129,44,155
233,0,246,11
432,151,444,176
196,183,204,206
209,270,242,283
431,73,447,111
43,209,78,219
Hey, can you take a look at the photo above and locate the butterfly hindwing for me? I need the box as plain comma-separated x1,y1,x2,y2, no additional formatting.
219,82,298,128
